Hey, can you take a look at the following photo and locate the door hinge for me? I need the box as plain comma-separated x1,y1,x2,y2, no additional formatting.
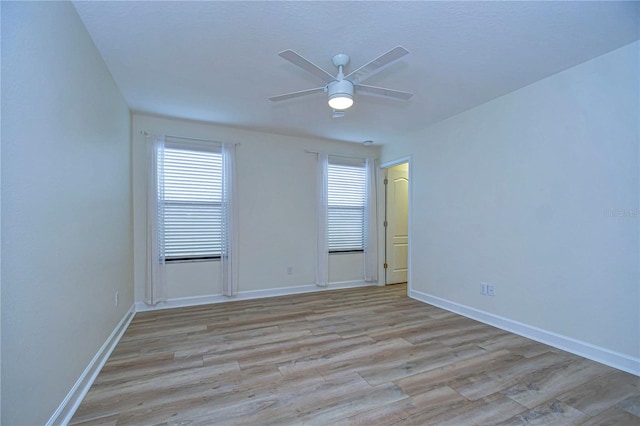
383,263,388,269
384,178,388,185
384,220,388,227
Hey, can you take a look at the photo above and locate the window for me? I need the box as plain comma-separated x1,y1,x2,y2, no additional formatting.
161,141,223,261
327,160,366,252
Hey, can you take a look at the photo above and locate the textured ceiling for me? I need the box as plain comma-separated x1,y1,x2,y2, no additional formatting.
73,1,639,145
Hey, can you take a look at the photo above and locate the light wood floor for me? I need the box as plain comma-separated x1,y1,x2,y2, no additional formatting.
71,284,639,425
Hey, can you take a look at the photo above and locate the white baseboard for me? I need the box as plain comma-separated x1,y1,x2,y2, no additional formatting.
46,305,136,426
135,280,375,312
410,289,640,377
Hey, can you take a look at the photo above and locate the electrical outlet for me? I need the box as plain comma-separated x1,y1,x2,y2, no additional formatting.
287,266,293,275
115,291,119,307
480,283,495,296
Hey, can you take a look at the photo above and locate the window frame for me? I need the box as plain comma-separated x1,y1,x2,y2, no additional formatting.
160,139,224,263
327,157,367,254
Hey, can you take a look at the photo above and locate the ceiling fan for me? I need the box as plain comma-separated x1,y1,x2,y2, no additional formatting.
269,46,413,117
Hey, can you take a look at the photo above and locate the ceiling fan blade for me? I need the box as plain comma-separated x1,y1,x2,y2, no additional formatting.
269,87,326,102
355,84,414,100
346,46,410,85
278,50,335,84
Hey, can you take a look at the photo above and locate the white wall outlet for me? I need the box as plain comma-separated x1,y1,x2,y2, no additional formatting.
115,291,119,307
481,283,495,296
287,266,293,275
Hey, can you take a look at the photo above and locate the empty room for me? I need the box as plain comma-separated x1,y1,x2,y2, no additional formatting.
1,1,639,425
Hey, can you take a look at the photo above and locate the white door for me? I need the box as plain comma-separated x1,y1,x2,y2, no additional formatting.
385,164,409,284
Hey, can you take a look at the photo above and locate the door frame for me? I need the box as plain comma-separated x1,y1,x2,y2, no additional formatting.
379,156,412,294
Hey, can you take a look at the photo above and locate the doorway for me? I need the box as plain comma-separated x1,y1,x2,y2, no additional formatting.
383,161,409,285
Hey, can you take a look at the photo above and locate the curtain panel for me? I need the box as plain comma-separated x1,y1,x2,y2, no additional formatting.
316,152,329,287
221,142,239,296
145,134,168,305
364,157,378,282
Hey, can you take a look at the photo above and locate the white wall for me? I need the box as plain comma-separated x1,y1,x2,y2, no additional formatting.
382,42,639,360
132,114,379,303
1,3,132,424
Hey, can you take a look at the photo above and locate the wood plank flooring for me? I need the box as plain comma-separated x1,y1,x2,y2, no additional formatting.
71,284,640,425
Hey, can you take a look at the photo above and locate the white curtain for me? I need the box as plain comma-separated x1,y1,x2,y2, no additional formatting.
145,135,168,305
316,152,329,287
221,142,239,296
364,157,378,282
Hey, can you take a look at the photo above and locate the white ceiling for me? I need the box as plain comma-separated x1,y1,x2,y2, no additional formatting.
73,1,639,145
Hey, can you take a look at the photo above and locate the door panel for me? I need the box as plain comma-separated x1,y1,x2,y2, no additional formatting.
386,164,408,284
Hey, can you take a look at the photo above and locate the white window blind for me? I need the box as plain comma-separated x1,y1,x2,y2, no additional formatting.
327,159,366,252
161,142,223,260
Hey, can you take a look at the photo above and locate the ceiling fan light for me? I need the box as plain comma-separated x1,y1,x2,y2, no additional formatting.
328,94,353,110
327,79,354,110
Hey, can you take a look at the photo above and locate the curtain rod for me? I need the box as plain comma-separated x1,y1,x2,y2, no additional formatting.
304,149,369,160
141,130,239,146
